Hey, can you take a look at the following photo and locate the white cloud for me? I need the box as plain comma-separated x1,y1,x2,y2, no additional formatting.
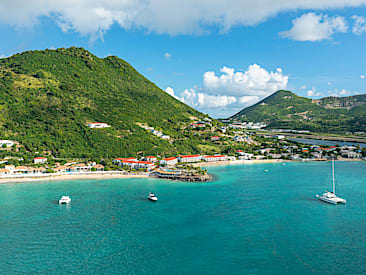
202,64,288,97
0,1,365,37
361,75,365,79
328,89,355,97
164,52,171,59
307,88,321,97
167,64,288,117
180,89,237,108
280,13,348,41
164,86,179,100
0,54,6,59
352,15,366,35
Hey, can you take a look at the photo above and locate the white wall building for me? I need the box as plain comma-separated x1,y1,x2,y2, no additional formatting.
178,155,202,163
0,140,16,148
203,155,228,162
88,122,111,128
34,157,47,164
160,157,178,166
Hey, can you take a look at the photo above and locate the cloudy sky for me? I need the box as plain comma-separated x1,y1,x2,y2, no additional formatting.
1,1,366,117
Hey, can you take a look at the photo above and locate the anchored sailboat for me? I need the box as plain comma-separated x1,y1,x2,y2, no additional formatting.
316,158,346,204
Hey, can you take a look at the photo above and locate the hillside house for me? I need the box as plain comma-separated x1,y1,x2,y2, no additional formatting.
34,157,47,164
88,122,111,129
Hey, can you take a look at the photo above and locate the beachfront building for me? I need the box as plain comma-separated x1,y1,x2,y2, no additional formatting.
34,157,47,164
87,122,111,129
14,166,28,174
237,151,254,160
178,155,202,163
93,164,105,171
160,157,178,166
119,160,155,170
0,168,10,175
54,165,68,173
203,155,228,162
113,157,138,164
144,156,157,162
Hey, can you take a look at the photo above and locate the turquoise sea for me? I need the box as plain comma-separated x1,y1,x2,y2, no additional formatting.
1,161,366,274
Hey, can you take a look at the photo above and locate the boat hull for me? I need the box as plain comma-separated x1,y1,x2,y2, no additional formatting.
316,195,346,204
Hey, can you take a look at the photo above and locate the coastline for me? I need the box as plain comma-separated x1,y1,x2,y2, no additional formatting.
0,172,150,185
0,158,363,185
192,158,364,167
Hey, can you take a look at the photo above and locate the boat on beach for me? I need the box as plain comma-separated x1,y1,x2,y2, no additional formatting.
316,158,346,205
148,192,158,201
59,196,71,204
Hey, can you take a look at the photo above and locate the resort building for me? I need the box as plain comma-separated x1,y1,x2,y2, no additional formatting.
87,122,111,129
160,157,178,166
178,155,202,163
237,152,254,160
0,168,10,175
203,155,228,162
113,157,138,164
119,160,155,170
34,157,47,164
93,164,105,171
144,156,157,162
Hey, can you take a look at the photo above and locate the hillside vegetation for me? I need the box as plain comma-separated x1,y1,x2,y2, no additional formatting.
0,47,215,158
229,90,366,133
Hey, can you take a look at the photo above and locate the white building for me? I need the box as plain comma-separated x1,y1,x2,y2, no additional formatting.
238,153,254,160
144,156,157,162
34,157,47,164
120,160,155,170
88,122,111,128
160,157,178,166
203,155,228,162
178,155,202,163
161,135,170,140
0,140,16,148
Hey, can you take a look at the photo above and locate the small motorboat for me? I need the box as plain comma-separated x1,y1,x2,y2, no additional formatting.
148,192,158,201
264,169,269,172
59,196,71,204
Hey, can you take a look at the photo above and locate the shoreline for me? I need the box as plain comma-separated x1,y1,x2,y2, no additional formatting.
0,172,150,185
0,158,363,184
192,158,364,167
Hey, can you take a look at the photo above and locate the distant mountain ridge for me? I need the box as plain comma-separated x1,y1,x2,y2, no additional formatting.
228,90,366,133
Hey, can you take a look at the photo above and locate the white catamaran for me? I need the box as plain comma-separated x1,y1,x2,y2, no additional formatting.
316,158,346,204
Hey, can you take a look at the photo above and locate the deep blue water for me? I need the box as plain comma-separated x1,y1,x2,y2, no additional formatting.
1,161,366,274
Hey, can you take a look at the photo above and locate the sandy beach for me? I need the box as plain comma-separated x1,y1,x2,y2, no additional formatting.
0,172,150,184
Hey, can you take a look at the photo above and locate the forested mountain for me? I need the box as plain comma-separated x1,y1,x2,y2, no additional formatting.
0,47,211,158
229,90,366,133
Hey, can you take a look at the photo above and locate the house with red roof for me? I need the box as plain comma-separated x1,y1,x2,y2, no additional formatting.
159,157,178,166
178,154,202,163
144,156,157,162
203,155,228,162
34,157,47,164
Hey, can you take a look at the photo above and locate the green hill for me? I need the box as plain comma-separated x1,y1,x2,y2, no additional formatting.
229,90,366,133
0,47,214,158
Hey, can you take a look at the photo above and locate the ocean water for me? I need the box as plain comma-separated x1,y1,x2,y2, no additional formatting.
1,161,366,274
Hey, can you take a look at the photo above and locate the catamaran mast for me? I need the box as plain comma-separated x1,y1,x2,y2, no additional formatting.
332,157,335,194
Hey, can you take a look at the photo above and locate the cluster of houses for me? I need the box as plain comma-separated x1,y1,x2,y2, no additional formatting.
112,154,236,170
190,118,212,129
229,122,267,130
139,124,170,140
0,159,105,176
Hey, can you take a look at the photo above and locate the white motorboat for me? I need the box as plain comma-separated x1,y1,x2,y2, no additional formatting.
59,195,71,204
148,192,158,201
316,158,346,204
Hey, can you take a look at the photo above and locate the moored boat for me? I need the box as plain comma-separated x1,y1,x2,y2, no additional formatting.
59,195,71,204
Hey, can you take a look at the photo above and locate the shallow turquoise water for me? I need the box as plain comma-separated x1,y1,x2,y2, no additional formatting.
1,161,366,274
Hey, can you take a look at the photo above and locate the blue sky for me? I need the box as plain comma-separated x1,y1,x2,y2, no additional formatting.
1,1,366,118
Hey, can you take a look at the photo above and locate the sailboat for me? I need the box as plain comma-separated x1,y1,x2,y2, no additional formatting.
316,158,346,204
